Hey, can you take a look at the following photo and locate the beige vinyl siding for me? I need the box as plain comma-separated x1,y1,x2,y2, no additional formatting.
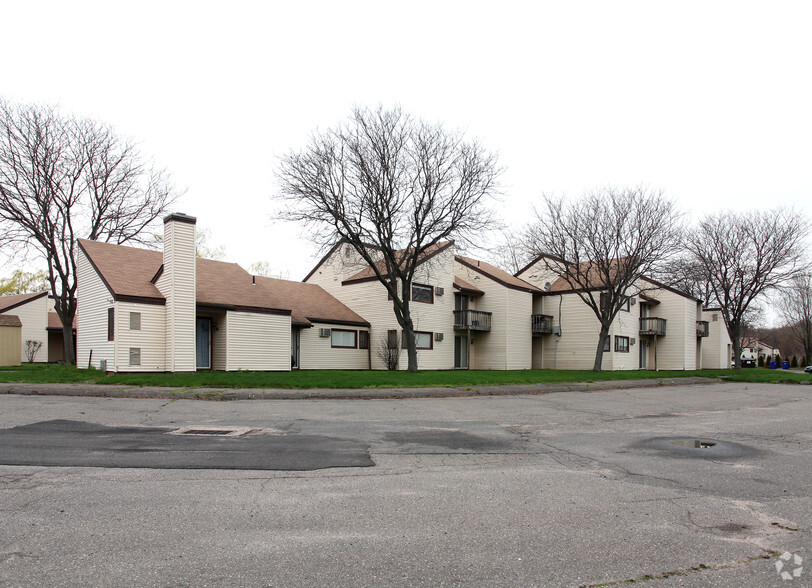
0,324,21,366
225,311,291,371
505,289,532,369
608,303,639,370
77,248,116,371
310,247,456,370
305,242,381,289
702,309,732,369
298,323,370,370
197,311,228,370
161,219,196,372
113,302,166,372
641,285,696,370
453,260,533,370
4,296,48,363
538,293,604,370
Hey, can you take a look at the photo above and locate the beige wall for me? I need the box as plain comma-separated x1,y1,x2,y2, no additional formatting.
640,281,697,371
307,247,456,370
3,295,48,363
161,217,196,372
0,324,21,366
77,248,115,371
225,311,291,371
298,323,371,370
701,309,732,369
113,301,167,372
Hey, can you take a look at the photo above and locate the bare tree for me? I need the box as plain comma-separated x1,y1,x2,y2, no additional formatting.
276,105,501,371
375,333,401,371
0,99,179,364
24,340,43,363
777,273,812,367
486,227,533,275
659,256,716,307
685,208,809,369
524,186,683,371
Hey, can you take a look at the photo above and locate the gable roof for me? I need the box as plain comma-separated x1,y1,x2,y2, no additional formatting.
455,256,542,293
78,239,368,326
0,291,48,313
453,276,484,296
0,314,22,327
343,241,454,285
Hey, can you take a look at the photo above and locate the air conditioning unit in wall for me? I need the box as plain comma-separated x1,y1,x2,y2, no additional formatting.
631,337,636,345
435,286,444,296
435,332,444,341
319,328,331,337
630,298,637,305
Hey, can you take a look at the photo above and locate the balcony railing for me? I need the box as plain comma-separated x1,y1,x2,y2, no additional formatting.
640,317,667,336
453,309,492,332
696,320,710,337
532,314,553,335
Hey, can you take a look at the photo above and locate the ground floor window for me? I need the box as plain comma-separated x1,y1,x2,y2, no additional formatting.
129,347,141,366
603,337,610,352
402,331,433,350
615,336,630,353
359,331,369,350
331,329,357,348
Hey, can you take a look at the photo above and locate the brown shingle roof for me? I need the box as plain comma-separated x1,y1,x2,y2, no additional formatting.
255,277,368,327
79,239,368,326
343,241,454,284
0,314,22,327
0,291,48,313
453,276,484,295
455,256,542,293
48,312,77,331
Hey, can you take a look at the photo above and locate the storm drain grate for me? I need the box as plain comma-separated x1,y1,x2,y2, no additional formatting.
170,426,253,437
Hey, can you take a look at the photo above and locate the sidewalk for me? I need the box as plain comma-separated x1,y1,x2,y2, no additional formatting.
0,377,719,401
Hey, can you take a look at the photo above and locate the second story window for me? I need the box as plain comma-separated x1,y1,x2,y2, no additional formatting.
411,284,433,304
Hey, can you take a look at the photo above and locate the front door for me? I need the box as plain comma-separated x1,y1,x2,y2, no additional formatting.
196,318,211,370
454,335,468,369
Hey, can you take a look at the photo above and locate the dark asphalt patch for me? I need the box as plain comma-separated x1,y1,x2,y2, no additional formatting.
0,420,374,471
632,437,759,460
384,429,518,452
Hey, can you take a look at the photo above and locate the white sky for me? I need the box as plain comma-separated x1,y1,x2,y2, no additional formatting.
2,0,811,281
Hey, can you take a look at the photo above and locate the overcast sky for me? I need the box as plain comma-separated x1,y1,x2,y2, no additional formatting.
2,0,810,281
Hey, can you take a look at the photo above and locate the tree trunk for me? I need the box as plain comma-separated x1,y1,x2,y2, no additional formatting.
402,321,419,372
62,321,75,365
729,321,741,370
593,327,610,372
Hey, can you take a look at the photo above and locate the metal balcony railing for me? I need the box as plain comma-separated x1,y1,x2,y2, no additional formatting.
640,317,667,336
531,314,553,335
696,320,710,337
453,309,492,332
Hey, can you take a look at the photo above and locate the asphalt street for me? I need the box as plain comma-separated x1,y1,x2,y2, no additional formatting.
0,382,809,587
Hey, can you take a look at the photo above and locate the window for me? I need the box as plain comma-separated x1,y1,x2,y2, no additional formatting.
402,331,433,350
600,293,629,312
107,308,115,341
130,312,141,331
411,284,434,304
387,329,398,349
712,314,718,322
331,329,357,348
603,337,610,352
359,331,369,350
615,336,630,353
129,347,141,366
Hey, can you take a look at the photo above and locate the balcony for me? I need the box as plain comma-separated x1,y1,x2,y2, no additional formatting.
696,320,710,337
453,309,492,332
532,314,553,335
640,317,667,336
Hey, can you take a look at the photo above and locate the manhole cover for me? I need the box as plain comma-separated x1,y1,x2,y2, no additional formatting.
170,426,253,437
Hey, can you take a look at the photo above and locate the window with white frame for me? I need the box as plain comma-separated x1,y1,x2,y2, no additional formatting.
129,348,141,366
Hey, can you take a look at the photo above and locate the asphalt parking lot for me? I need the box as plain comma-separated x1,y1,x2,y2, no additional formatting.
0,381,809,587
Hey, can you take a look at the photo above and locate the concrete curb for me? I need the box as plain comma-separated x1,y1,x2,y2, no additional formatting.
0,377,720,401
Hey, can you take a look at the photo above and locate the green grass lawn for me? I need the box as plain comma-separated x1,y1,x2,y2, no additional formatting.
1,363,809,389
